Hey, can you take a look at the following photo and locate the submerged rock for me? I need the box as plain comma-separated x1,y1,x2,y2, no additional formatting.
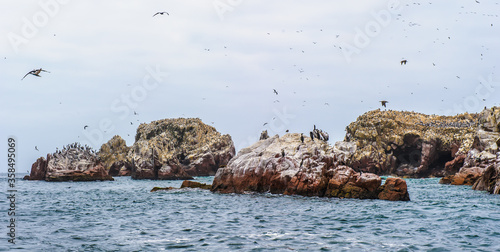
130,118,235,179
25,143,113,182
180,180,212,190
211,133,410,201
150,180,212,192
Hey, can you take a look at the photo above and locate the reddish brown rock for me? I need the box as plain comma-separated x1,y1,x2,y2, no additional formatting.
24,156,48,180
212,134,410,201
472,163,500,194
378,177,410,201
444,154,466,175
439,167,484,185
324,166,382,199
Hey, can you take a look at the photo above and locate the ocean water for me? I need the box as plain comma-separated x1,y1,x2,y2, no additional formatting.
1,175,499,251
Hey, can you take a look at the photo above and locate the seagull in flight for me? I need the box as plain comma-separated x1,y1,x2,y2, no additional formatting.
84,125,88,130
273,89,278,95
153,12,169,17
380,100,388,107
22,68,50,80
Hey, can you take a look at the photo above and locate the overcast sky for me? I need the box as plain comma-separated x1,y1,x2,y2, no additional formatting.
1,1,499,173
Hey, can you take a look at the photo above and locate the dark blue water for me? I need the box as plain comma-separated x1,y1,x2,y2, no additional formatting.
1,175,499,251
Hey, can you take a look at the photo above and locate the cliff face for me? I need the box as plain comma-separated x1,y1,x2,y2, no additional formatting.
129,118,235,179
441,107,500,194
344,109,479,177
25,143,113,182
212,133,410,201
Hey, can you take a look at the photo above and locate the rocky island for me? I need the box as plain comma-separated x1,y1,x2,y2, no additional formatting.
211,133,410,201
98,118,236,180
24,142,113,182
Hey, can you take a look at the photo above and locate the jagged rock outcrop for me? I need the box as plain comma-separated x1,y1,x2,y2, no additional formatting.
344,109,479,177
439,167,485,185
130,118,235,180
472,163,500,194
442,107,500,193
24,143,113,182
99,135,132,176
211,133,410,201
24,157,47,180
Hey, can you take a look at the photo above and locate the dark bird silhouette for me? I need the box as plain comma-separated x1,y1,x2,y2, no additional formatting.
153,12,169,17
273,89,278,95
400,60,407,65
310,131,314,141
300,133,304,143
281,149,285,157
22,68,50,80
84,125,88,130
35,146,38,151
380,100,388,107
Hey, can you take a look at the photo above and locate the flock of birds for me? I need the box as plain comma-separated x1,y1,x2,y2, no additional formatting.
17,3,498,157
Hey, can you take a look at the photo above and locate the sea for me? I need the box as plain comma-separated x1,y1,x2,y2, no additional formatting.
1,175,499,251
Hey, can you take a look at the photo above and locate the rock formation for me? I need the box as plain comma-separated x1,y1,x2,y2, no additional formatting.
343,109,479,177
441,107,500,193
150,180,211,192
129,118,235,179
211,133,410,201
99,135,132,176
24,142,113,182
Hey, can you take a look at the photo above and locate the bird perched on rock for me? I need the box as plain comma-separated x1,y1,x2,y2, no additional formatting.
300,133,304,143
153,12,169,17
22,68,50,80
380,100,388,108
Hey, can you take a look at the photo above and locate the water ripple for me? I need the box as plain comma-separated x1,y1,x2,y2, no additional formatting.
3,176,499,251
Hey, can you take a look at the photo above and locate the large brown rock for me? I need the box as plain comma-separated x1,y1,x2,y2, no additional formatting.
472,162,500,194
378,177,411,201
211,134,410,201
439,167,484,185
344,109,479,177
25,143,113,182
130,118,235,179
24,157,47,180
99,135,132,176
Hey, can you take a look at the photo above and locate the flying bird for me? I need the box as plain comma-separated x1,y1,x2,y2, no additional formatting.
153,12,169,17
400,60,407,65
22,68,50,80
35,146,39,151
84,125,88,130
380,100,388,107
273,89,278,95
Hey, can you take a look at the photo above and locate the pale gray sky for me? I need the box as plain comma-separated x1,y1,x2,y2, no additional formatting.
1,1,499,173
